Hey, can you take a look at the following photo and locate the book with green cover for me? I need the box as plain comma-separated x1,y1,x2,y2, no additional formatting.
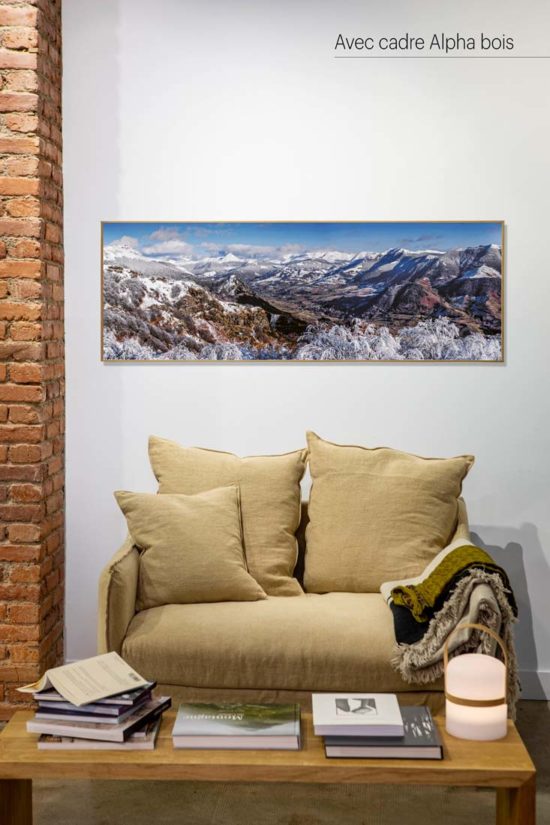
172,702,301,750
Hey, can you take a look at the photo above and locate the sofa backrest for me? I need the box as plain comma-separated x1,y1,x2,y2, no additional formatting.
293,498,469,589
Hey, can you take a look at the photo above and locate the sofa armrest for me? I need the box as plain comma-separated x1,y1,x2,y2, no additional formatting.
453,497,470,542
97,536,140,655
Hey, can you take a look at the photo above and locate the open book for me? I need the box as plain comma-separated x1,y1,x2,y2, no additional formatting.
18,652,148,707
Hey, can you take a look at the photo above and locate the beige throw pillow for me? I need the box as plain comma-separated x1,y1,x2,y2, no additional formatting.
114,486,266,609
148,436,307,596
304,432,474,593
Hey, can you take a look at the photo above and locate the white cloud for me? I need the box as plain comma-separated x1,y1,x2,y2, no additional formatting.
149,227,184,242
116,234,140,249
142,227,195,256
198,242,305,260
142,239,194,256
226,243,278,256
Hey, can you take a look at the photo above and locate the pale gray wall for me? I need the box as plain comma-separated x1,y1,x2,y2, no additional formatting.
63,0,550,696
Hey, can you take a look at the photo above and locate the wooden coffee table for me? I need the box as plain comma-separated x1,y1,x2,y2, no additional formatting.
0,710,536,824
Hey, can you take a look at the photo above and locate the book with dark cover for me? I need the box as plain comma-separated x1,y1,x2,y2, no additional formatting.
324,706,442,759
33,682,156,707
27,695,171,743
35,692,152,719
34,697,150,725
172,702,301,750
312,693,404,737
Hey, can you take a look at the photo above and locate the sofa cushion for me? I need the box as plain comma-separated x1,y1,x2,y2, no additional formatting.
304,432,474,594
115,486,266,609
121,593,428,693
149,435,307,597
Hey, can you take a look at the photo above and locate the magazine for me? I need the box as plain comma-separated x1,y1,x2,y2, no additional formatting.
18,652,148,707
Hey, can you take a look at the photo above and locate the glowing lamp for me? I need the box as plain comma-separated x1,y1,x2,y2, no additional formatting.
444,622,508,741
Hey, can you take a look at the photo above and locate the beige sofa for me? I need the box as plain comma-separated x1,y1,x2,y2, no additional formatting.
98,500,470,712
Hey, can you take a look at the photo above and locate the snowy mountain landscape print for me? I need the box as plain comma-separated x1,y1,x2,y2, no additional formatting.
102,222,503,362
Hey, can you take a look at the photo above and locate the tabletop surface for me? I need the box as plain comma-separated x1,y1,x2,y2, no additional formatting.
0,711,536,787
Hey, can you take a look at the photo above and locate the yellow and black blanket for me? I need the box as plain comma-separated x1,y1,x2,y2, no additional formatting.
380,539,519,711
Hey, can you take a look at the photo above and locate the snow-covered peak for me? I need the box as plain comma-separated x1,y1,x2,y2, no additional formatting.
309,250,354,263
460,264,500,280
104,241,144,260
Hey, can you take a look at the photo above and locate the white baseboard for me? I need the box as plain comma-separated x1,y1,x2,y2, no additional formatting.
519,670,550,700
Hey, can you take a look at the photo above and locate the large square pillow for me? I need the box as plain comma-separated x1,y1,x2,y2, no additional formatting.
148,436,307,596
115,486,266,609
304,431,474,593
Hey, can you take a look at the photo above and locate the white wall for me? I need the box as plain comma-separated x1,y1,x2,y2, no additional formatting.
63,0,550,697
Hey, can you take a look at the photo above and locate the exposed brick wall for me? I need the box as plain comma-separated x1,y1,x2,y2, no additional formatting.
0,0,63,717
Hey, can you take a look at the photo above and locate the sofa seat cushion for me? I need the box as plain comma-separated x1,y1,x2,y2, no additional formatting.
122,593,437,693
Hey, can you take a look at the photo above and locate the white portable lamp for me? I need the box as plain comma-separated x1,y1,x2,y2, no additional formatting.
444,622,508,741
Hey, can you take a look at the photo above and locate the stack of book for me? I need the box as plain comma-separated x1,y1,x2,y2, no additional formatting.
312,693,442,759
172,702,301,750
18,652,171,750
28,683,171,750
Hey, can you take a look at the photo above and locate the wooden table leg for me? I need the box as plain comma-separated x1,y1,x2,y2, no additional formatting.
496,776,536,825
0,779,32,825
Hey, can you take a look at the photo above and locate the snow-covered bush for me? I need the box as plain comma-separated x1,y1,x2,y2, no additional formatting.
104,318,501,362
294,318,501,361
103,331,157,360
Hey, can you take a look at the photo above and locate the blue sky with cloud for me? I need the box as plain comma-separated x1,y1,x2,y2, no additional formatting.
103,221,502,259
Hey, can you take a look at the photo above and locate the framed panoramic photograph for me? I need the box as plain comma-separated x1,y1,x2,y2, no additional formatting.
101,221,503,362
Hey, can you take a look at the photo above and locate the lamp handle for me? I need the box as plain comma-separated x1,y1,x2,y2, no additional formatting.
443,621,508,675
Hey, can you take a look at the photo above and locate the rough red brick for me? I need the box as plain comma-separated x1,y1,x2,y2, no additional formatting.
0,544,40,561
7,522,40,542
0,503,42,522
1,28,38,51
0,136,39,154
0,384,43,403
8,443,41,462
10,483,41,502
0,301,41,320
9,363,42,383
0,342,43,361
0,92,38,112
0,217,41,237
0,424,43,442
0,623,40,642
6,198,41,218
10,238,40,257
8,645,40,664
0,463,41,481
4,156,39,175
9,278,41,298
0,6,38,25
0,49,37,69
0,582,40,600
9,321,41,340
8,603,40,624
8,405,40,423
0,261,41,279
